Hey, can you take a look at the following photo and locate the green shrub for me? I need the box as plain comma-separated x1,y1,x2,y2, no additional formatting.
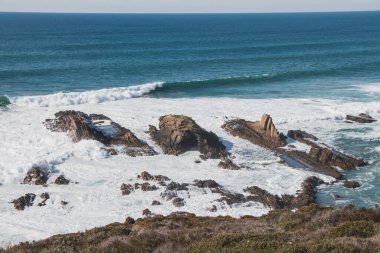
331,220,375,238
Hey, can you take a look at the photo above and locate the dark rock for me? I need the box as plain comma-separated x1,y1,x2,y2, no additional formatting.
343,180,361,189
291,176,323,208
11,193,36,210
152,200,161,206
346,113,377,123
217,192,250,206
137,171,170,182
194,160,201,164
287,130,318,144
218,158,240,170
244,186,284,209
166,182,189,191
40,192,50,199
193,180,220,189
23,167,49,185
124,217,135,224
121,183,134,195
172,197,185,207
149,115,227,159
61,201,68,206
154,175,170,182
142,208,151,216
138,182,158,191
44,111,156,156
55,175,70,185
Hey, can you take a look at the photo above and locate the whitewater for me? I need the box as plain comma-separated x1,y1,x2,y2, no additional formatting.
0,82,379,247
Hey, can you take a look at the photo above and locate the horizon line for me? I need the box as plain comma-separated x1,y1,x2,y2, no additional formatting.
0,10,379,14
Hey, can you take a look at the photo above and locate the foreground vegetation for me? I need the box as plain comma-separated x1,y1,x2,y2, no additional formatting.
2,204,380,253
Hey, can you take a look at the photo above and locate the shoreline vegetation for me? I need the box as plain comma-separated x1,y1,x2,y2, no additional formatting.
2,204,380,252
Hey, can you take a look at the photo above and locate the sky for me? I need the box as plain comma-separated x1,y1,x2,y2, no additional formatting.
0,0,379,13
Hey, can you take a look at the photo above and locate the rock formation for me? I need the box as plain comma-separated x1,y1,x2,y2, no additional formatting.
54,175,70,185
11,193,36,210
223,114,367,179
44,111,156,156
149,115,227,159
23,167,49,185
346,113,377,123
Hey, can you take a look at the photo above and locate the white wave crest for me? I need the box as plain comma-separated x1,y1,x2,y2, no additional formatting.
11,81,164,107
354,83,380,95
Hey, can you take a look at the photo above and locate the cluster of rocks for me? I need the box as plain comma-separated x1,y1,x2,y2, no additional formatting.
222,114,367,180
44,110,156,156
346,113,377,124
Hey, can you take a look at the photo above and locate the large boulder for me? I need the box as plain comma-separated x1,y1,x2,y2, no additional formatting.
23,167,49,185
44,111,155,156
11,193,36,210
149,115,227,159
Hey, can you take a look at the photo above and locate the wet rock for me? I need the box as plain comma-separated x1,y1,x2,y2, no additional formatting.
125,217,135,224
217,192,251,206
149,115,227,159
172,197,185,207
136,182,158,191
343,180,361,189
142,208,151,216
55,175,70,185
194,160,201,164
11,193,36,210
23,167,49,185
244,187,284,209
193,180,220,189
137,171,170,182
346,113,377,123
161,182,189,201
218,158,240,170
291,176,323,208
38,192,50,207
44,111,156,156
121,183,134,195
287,130,318,144
61,201,68,206
152,200,161,206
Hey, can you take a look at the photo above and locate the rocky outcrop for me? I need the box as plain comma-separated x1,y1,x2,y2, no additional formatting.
218,158,240,170
38,192,50,207
244,176,323,210
23,167,49,185
149,115,227,159
44,111,156,156
223,114,367,179
346,113,377,123
172,197,185,207
11,193,36,210
137,171,170,183
121,183,134,195
222,114,287,150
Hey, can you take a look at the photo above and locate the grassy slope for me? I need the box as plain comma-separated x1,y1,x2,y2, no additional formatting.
2,205,380,253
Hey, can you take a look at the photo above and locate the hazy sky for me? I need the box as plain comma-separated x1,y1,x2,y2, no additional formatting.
0,0,379,13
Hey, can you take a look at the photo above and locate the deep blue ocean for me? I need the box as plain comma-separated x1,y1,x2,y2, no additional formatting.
1,12,380,100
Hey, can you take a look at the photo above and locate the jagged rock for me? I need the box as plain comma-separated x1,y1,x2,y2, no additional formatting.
217,192,251,206
222,114,287,150
137,171,170,182
121,183,134,195
125,217,135,224
244,187,284,209
136,182,158,191
38,192,50,207
223,114,367,179
172,197,185,207
149,115,227,159
55,175,70,185
343,180,361,189
152,200,161,206
23,167,49,185
44,111,156,157
160,182,189,201
11,193,36,210
346,113,377,123
291,176,323,208
194,180,220,189
142,208,151,216
218,158,240,170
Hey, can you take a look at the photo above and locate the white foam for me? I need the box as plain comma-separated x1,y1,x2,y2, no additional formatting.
10,81,164,107
354,83,380,96
0,96,379,247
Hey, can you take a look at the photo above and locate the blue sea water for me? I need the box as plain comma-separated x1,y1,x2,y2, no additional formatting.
1,12,380,100
0,12,380,209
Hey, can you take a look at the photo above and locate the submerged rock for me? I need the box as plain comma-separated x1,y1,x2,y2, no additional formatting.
172,197,185,207
11,193,36,210
137,171,170,182
346,113,377,123
149,115,227,159
343,180,361,189
23,167,49,185
218,158,240,170
44,111,156,156
0,95,11,108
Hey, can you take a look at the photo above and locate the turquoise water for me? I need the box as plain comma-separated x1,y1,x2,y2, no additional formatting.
1,12,380,100
1,12,380,208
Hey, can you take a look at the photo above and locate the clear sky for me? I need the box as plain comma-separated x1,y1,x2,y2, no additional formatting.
0,0,379,13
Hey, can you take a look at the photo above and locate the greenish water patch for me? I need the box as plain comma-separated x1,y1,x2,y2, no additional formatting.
0,96,11,108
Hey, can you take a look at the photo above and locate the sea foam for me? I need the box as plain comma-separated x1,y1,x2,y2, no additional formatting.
11,81,164,107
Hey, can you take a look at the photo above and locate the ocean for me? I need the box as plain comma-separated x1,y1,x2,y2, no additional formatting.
0,12,379,246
